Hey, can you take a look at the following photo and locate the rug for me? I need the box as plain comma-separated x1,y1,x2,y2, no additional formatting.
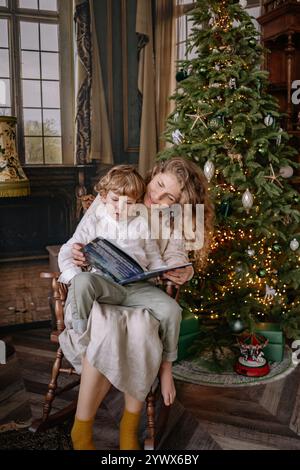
173,346,296,387
0,420,72,450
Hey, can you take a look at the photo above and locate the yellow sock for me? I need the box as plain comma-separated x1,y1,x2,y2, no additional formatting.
119,409,141,450
71,416,96,450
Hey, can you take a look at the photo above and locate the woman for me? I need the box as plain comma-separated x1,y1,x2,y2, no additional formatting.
59,157,214,450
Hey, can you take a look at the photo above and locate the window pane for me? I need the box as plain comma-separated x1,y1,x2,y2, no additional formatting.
0,19,8,47
20,22,39,50
0,50,9,78
19,0,38,9
21,51,40,79
41,52,59,80
43,109,61,136
25,137,43,163
40,24,58,51
39,0,57,11
0,79,10,106
0,0,8,6
44,137,62,163
24,108,42,135
42,81,60,108
22,80,41,107
0,108,11,116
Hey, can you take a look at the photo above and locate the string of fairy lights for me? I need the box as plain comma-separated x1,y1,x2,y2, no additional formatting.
183,225,300,320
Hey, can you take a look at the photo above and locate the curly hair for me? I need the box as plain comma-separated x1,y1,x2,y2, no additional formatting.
94,165,146,202
147,157,215,271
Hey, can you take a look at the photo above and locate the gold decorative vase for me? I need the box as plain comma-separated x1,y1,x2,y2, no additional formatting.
0,116,30,197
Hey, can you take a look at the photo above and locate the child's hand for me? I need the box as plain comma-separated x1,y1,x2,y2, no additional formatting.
72,243,88,267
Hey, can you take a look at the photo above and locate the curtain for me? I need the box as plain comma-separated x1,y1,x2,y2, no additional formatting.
74,0,113,164
136,0,178,175
136,0,157,177
155,0,177,151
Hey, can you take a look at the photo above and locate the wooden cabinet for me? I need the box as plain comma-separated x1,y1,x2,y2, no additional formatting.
258,0,300,182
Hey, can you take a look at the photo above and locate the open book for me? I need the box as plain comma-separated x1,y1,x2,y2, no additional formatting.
82,237,192,285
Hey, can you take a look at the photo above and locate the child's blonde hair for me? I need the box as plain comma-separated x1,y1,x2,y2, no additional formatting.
95,165,146,202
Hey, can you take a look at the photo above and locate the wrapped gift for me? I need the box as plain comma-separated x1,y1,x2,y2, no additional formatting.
179,310,200,336
254,322,284,362
177,332,200,362
177,311,200,361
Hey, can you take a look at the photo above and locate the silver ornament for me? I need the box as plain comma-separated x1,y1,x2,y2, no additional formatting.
290,238,299,251
264,115,274,127
230,319,245,333
235,262,243,273
279,165,294,178
276,128,283,146
264,284,276,300
229,77,237,89
210,118,220,129
242,188,254,212
239,0,247,8
204,160,215,182
246,246,255,257
172,129,184,145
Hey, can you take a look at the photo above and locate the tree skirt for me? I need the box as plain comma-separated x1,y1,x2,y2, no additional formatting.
173,346,296,387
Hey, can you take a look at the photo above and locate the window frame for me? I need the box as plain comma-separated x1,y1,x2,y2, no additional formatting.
176,0,196,62
0,0,74,165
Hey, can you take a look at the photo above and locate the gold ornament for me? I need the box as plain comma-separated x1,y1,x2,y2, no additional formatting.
228,152,243,167
186,110,212,129
263,164,283,189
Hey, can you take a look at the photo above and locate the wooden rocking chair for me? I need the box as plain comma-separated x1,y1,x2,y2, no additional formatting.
30,271,179,450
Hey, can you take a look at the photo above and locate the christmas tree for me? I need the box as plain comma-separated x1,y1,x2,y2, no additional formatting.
159,0,300,343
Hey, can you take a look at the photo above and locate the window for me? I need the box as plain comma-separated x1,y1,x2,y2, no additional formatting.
0,0,74,164
176,0,197,62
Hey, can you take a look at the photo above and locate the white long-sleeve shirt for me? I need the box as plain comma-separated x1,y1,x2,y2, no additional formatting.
58,201,166,284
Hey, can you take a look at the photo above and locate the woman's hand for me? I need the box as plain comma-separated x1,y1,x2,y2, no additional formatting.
72,243,87,267
162,265,193,286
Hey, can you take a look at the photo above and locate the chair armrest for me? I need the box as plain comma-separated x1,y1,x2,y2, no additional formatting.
40,271,60,280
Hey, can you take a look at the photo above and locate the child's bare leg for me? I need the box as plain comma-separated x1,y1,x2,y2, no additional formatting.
159,360,176,406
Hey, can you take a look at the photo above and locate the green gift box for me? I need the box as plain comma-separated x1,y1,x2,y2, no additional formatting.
263,343,284,363
179,310,200,336
177,332,200,362
254,322,284,363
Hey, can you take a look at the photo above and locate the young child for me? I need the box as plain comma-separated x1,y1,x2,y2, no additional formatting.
58,165,183,372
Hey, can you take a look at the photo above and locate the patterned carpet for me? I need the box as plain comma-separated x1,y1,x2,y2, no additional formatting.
173,347,296,387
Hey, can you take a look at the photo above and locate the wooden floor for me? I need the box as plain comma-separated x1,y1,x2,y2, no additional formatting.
2,327,300,450
0,260,51,327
